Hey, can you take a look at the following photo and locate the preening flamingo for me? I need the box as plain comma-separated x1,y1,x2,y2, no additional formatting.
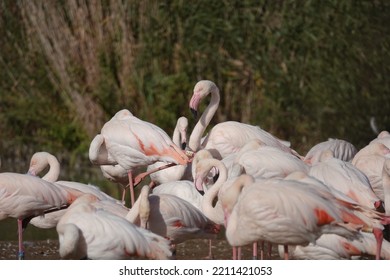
0,172,82,259
126,185,220,256
304,138,358,165
56,194,172,259
89,109,190,206
308,150,381,210
27,151,128,228
148,116,189,186
370,130,390,148
220,174,371,260
234,143,310,179
352,142,390,201
188,80,300,159
279,231,390,260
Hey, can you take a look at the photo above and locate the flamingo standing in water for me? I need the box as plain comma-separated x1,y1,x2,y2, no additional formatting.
0,172,82,259
89,109,190,206
56,194,172,259
188,80,300,159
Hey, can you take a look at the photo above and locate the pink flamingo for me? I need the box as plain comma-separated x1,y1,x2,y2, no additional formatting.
220,174,376,260
188,80,301,159
147,116,189,186
280,231,390,260
126,185,220,257
308,150,381,210
89,109,190,206
352,142,390,201
370,130,390,148
234,143,310,179
304,138,358,165
27,151,128,228
56,194,171,259
0,172,82,259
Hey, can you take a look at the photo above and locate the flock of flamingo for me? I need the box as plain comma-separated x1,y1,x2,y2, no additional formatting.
1,80,390,260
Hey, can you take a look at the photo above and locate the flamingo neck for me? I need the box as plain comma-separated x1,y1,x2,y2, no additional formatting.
201,159,227,224
188,89,220,152
42,154,61,182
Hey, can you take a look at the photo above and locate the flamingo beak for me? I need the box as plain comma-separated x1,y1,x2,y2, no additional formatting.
190,108,198,119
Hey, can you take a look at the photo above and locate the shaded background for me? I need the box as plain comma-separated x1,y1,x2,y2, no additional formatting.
0,0,389,200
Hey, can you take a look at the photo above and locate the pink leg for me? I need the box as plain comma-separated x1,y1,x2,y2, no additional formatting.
133,163,176,186
232,246,237,260
237,247,242,260
373,227,383,260
252,242,258,260
260,241,265,260
17,219,24,260
284,245,289,260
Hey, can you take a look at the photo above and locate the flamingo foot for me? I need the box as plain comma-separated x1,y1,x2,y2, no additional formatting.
17,251,25,260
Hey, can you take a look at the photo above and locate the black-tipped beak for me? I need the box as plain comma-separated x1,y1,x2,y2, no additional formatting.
197,189,205,196
190,108,198,119
181,142,187,150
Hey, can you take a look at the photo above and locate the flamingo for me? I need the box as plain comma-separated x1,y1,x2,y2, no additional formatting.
220,174,375,260
99,163,132,202
89,109,190,206
193,156,258,259
0,172,82,259
188,80,301,159
27,151,128,228
308,150,382,210
126,185,220,257
147,116,189,186
279,232,390,260
370,130,390,148
234,142,310,180
351,142,390,201
304,138,358,165
56,194,172,259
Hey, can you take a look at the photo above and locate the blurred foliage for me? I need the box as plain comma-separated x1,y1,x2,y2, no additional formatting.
0,0,389,194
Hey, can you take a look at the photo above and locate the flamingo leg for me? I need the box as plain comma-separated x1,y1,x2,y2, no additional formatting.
232,246,237,260
373,227,383,260
284,245,289,260
260,241,265,260
17,219,25,260
133,163,176,187
121,186,127,204
208,239,214,259
252,242,258,260
268,242,273,259
127,171,135,207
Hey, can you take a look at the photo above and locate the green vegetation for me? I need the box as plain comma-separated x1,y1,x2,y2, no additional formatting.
0,1,389,193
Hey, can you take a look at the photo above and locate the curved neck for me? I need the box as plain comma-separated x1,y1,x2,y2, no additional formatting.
125,185,150,224
200,158,227,224
188,89,220,152
42,154,61,182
